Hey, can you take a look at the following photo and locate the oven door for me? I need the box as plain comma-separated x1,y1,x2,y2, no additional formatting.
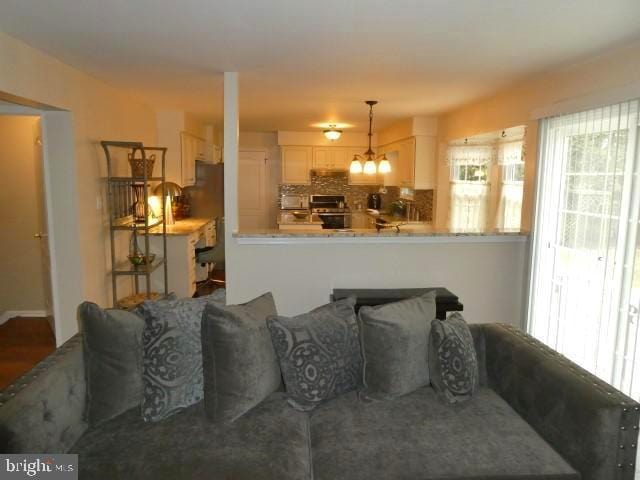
318,213,347,230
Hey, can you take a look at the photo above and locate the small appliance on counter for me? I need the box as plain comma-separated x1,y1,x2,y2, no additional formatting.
310,194,351,229
279,194,311,223
367,192,382,210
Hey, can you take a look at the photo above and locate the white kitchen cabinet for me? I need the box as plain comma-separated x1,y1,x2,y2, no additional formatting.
380,136,436,189
346,146,381,185
181,132,206,186
312,147,349,169
281,146,312,184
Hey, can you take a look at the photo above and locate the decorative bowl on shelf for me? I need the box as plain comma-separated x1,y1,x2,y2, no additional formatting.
127,253,156,266
291,211,308,219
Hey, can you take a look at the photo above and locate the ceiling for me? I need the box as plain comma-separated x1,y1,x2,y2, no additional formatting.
1,0,639,132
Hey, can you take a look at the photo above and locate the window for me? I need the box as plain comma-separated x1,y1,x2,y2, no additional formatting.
496,141,525,230
448,145,493,231
529,100,640,399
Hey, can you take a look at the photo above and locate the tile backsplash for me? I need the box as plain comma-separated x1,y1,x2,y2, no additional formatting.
279,174,433,222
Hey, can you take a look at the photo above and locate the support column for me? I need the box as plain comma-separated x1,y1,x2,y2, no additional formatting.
223,72,239,301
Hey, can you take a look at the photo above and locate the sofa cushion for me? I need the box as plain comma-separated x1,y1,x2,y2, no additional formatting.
429,312,479,403
267,297,362,411
72,393,312,480
358,291,436,400
201,292,281,424
79,302,145,426
137,290,226,422
309,386,579,480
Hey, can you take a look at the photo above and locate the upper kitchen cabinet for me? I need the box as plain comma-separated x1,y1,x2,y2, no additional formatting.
281,146,313,184
376,117,438,189
312,147,349,170
181,132,206,186
380,136,436,189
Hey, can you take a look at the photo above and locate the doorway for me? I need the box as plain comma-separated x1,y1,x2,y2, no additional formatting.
0,114,56,388
238,149,269,229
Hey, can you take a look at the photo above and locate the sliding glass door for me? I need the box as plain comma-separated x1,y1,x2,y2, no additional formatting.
529,100,640,397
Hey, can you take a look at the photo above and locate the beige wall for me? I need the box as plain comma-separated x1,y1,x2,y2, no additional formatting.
0,115,46,314
227,238,529,326
0,32,157,321
435,38,640,231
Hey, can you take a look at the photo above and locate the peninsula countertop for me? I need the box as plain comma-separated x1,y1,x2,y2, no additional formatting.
148,217,213,236
234,226,528,243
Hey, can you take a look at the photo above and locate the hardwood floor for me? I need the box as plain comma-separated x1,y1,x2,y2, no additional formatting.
0,317,55,390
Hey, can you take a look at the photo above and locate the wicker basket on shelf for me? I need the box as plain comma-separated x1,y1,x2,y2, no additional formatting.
128,153,156,178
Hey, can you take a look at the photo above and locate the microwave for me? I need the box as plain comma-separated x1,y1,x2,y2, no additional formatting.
280,194,310,210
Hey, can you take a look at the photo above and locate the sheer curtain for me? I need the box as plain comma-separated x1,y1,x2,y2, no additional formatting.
448,145,493,231
529,100,640,400
496,141,524,230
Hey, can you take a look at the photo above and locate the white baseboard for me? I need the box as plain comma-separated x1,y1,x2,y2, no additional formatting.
0,310,48,325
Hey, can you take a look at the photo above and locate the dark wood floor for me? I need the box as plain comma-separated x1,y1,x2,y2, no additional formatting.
0,317,55,390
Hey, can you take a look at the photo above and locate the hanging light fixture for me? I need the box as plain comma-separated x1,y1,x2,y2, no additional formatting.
323,125,342,141
350,100,390,175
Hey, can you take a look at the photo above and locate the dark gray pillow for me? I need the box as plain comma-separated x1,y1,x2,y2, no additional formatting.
429,312,479,403
79,301,144,426
267,297,362,411
201,292,281,424
358,291,436,400
137,289,226,422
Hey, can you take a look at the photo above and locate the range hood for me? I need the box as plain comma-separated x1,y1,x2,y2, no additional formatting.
310,168,348,178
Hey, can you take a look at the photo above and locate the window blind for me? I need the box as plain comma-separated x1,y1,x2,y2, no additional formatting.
529,99,640,399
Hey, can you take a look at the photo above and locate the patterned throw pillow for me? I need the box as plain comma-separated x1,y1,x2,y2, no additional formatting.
267,297,363,411
428,312,479,403
138,289,226,422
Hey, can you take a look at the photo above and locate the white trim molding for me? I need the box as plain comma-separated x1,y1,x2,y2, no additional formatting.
0,310,48,325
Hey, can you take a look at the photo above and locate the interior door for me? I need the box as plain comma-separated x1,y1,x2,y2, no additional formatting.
238,150,268,229
32,119,55,333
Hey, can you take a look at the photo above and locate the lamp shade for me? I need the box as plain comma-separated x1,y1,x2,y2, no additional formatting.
350,157,363,174
323,128,342,141
363,159,377,175
378,157,391,174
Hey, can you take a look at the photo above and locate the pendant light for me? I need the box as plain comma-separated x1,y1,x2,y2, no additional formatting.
323,125,342,141
350,100,390,175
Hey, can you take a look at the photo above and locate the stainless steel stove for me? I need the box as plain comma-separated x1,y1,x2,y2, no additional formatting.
310,194,351,229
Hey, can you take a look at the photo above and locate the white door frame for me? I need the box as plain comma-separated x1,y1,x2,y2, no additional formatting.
0,103,84,346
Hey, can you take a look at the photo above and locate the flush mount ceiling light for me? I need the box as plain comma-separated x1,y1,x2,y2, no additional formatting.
350,100,390,175
323,125,343,141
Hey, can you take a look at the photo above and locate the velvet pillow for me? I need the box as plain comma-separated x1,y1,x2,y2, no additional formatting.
267,297,363,411
429,312,479,403
201,292,281,423
358,291,436,400
79,301,145,426
137,289,226,422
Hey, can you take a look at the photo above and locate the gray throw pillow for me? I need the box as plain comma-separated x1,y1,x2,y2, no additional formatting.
267,297,363,411
137,289,226,422
201,292,281,424
79,301,145,426
358,291,436,400
429,312,479,403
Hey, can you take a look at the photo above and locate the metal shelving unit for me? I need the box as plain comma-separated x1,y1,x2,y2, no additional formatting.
101,141,169,307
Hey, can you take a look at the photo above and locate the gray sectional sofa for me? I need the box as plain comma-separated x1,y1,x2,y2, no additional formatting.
1,322,638,479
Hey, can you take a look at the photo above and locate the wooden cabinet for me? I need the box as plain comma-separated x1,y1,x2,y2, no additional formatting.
181,132,206,186
281,146,312,184
313,147,349,169
380,136,436,189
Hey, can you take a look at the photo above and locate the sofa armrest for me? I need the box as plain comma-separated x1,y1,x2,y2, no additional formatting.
0,334,88,453
471,323,639,480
